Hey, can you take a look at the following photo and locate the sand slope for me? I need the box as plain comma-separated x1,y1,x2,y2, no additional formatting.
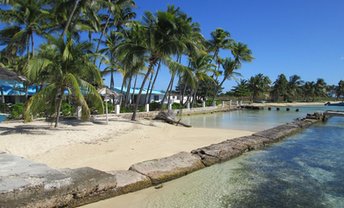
0,118,253,171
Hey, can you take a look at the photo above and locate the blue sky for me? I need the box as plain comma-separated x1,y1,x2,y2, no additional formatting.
106,0,344,92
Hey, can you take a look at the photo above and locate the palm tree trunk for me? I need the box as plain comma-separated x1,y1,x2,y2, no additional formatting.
30,33,34,57
160,76,173,106
62,0,80,37
181,81,187,106
125,76,132,106
167,72,176,105
148,60,161,103
131,75,138,104
54,88,63,127
95,12,111,55
0,87,4,104
110,69,115,90
120,76,126,105
144,72,154,105
132,61,155,121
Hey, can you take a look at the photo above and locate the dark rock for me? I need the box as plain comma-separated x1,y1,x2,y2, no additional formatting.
129,152,205,185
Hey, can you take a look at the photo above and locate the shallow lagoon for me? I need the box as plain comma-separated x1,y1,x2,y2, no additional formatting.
129,117,344,208
95,105,344,208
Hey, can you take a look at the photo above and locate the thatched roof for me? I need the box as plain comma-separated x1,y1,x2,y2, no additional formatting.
0,67,26,82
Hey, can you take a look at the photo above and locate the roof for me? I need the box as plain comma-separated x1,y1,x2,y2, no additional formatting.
113,87,165,95
0,68,26,82
0,83,37,96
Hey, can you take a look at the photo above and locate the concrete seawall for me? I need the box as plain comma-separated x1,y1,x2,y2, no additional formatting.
0,113,326,207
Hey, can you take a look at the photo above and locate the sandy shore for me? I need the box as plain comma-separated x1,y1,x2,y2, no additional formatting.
0,118,253,171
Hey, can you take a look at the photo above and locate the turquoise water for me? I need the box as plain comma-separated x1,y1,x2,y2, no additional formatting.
183,105,342,131
132,116,344,207
111,105,344,207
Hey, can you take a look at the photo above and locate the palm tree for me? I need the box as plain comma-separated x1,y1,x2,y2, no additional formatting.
24,36,104,127
117,7,199,120
302,81,316,101
232,79,251,99
248,73,271,101
271,74,288,102
314,78,327,98
287,75,303,101
336,80,344,100
0,0,49,58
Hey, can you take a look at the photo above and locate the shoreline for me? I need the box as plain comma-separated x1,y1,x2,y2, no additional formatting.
0,107,326,207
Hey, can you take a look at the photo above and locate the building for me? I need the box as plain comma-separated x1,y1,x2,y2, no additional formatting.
113,87,165,105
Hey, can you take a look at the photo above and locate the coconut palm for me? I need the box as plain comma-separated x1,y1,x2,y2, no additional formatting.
248,73,271,101
0,0,49,58
271,74,288,102
117,7,199,120
336,80,344,100
24,36,104,127
314,78,327,98
287,75,303,101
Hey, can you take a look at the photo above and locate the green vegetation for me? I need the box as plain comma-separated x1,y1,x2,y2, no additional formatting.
1,0,343,125
225,74,344,102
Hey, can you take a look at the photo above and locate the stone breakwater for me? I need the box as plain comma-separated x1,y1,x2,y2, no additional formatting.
0,113,326,208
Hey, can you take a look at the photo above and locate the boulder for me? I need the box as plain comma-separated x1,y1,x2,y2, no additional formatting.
129,152,204,184
109,170,152,195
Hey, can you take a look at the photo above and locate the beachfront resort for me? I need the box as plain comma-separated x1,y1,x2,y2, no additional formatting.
1,0,344,207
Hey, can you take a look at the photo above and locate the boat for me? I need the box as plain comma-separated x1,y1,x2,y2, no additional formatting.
324,101,344,106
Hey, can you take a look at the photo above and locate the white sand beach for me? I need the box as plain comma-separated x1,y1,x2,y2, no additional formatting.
0,118,253,171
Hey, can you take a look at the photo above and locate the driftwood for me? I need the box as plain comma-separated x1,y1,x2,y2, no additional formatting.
155,111,192,128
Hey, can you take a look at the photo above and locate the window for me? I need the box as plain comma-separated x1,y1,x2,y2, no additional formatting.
154,95,159,101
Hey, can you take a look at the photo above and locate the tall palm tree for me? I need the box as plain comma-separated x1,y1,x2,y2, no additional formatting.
314,78,327,98
271,74,288,102
248,73,271,101
24,36,104,127
0,0,49,58
287,75,303,101
303,81,316,101
117,7,198,120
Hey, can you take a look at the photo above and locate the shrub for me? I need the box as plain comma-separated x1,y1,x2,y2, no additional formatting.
10,103,24,119
149,102,161,111
172,102,182,109
61,102,75,117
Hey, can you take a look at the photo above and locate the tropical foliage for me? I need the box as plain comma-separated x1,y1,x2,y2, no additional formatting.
3,0,340,125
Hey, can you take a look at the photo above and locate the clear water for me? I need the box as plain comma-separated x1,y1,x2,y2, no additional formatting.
93,105,344,207
182,105,342,131
125,116,344,208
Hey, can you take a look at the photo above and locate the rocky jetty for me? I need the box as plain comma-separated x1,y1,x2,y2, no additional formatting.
129,152,204,184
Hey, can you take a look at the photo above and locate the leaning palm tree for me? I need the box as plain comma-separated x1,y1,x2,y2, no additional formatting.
24,36,104,127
